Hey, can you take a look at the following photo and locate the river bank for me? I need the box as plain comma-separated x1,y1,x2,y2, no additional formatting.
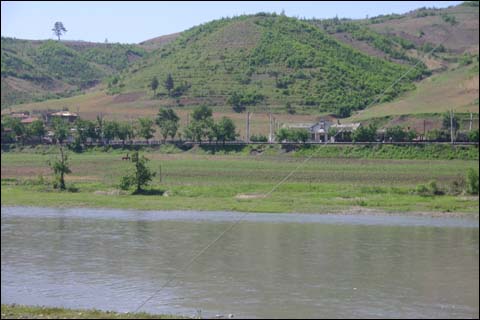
0,304,188,319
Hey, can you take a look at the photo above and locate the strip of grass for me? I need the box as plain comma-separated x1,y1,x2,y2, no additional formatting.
0,304,187,319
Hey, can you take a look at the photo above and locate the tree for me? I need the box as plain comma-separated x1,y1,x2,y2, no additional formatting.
120,151,156,193
74,119,97,145
214,117,237,145
156,108,180,142
52,118,69,144
137,118,155,142
3,117,25,143
164,74,174,96
150,76,159,97
385,126,407,142
28,120,45,139
96,115,104,143
48,145,71,190
352,124,377,142
337,106,351,118
285,102,296,115
442,111,459,134
466,168,479,195
52,21,67,41
184,105,215,142
103,120,119,144
117,122,134,145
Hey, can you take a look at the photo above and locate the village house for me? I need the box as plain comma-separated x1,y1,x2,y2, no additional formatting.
47,111,79,124
284,120,361,142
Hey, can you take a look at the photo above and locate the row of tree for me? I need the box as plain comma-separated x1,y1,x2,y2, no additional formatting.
1,105,239,146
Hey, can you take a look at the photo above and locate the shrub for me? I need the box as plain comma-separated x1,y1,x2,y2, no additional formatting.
466,168,479,195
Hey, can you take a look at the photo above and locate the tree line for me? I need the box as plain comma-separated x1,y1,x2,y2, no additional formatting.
1,105,239,148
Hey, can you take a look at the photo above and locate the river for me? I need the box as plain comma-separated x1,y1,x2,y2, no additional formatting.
1,207,478,318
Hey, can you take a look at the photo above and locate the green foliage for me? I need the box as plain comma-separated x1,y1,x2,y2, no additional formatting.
468,129,479,142
137,118,156,141
35,40,102,87
276,128,309,142
214,116,237,144
119,151,156,193
103,120,119,142
250,134,268,142
117,122,135,143
414,180,442,196
156,108,180,140
52,118,70,144
227,90,265,113
442,111,459,133
119,14,421,115
385,126,416,142
82,43,146,71
27,120,45,138
426,129,449,141
184,105,215,141
461,1,479,7
150,76,159,96
52,21,67,40
164,73,174,96
441,14,458,26
336,106,351,118
74,119,97,144
47,145,71,190
1,37,146,106
285,102,296,114
352,124,378,142
466,168,479,194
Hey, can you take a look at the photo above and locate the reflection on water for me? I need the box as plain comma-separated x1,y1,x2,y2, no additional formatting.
1,207,479,319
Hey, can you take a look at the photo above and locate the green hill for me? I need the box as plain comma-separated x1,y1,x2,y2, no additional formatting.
112,13,425,116
1,38,147,107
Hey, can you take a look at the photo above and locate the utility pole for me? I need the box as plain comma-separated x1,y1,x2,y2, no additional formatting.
470,112,473,131
246,111,250,143
423,119,426,140
268,112,273,143
450,109,454,144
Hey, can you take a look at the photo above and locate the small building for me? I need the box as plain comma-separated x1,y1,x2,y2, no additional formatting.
20,116,40,125
284,119,333,142
48,111,78,124
284,120,361,142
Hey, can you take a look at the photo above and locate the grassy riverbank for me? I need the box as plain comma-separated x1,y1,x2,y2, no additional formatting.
1,146,479,214
0,304,187,319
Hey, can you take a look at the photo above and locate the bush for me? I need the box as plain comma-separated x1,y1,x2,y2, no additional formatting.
250,134,268,142
466,168,479,195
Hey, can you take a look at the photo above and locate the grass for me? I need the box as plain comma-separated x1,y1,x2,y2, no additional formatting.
0,304,187,319
349,64,479,121
1,147,478,214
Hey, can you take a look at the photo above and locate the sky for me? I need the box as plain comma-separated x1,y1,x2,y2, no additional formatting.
1,1,462,44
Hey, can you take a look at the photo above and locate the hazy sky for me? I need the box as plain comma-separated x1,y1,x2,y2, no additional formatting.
2,1,462,43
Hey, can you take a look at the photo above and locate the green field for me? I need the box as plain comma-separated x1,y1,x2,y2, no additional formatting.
1,146,478,214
